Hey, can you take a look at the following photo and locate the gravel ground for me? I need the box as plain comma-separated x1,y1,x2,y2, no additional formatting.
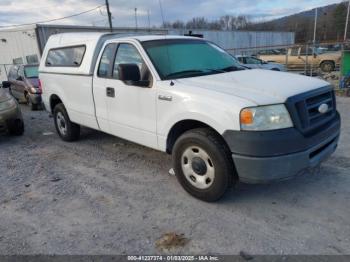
0,97,349,255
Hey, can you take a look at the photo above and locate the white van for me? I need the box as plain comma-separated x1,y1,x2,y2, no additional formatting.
39,33,340,201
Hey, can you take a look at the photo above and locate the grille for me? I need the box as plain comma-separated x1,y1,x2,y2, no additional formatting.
286,86,336,135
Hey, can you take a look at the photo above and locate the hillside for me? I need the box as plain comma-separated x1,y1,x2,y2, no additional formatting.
246,2,348,43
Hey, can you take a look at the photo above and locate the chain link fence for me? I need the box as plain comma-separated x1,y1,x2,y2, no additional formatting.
226,42,347,90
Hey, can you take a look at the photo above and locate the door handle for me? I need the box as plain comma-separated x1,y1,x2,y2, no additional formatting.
106,87,115,97
158,95,172,101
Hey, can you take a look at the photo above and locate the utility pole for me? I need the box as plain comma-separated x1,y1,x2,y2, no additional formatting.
105,0,113,32
134,8,138,30
311,8,318,77
313,8,318,46
345,0,350,41
147,9,151,30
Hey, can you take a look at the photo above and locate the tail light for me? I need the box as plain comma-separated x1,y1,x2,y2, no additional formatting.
38,79,43,94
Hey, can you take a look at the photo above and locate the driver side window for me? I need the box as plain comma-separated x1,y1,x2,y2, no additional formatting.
246,57,261,64
112,43,151,81
290,48,299,56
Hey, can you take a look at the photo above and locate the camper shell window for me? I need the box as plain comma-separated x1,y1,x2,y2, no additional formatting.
46,45,86,67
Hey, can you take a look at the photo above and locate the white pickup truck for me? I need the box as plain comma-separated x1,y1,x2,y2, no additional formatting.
39,33,340,201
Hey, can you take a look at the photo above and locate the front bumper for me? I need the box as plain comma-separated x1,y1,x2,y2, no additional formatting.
0,103,23,133
223,112,341,184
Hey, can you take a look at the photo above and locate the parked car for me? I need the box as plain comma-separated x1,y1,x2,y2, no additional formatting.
259,46,341,72
236,55,286,71
0,82,24,135
39,33,340,201
8,64,42,110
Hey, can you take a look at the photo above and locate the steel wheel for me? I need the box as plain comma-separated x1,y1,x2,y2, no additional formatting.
56,111,67,136
181,146,215,190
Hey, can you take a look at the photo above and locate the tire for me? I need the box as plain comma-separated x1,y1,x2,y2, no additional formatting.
8,119,24,136
172,128,236,202
53,103,80,142
320,61,335,73
26,94,37,111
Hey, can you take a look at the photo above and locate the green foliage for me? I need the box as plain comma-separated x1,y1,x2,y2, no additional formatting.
333,3,347,33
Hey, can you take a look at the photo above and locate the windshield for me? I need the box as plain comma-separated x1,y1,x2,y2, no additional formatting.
142,39,244,80
24,66,38,78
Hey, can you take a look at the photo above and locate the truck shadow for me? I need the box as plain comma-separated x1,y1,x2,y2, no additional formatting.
221,164,340,204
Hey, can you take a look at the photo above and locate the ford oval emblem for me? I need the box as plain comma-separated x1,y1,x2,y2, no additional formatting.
318,103,329,114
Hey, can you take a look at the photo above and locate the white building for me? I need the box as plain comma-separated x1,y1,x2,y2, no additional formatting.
0,24,295,81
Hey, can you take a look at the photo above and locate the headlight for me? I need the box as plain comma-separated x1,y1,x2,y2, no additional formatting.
0,98,16,111
240,104,293,131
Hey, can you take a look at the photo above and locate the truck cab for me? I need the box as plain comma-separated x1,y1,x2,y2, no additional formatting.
39,33,340,202
259,46,341,72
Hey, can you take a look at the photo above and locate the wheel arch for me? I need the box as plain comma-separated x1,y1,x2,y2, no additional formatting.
319,60,335,68
49,94,63,113
165,119,229,154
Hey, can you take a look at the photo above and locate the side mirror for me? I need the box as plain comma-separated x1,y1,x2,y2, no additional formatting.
118,63,150,88
313,53,317,58
2,81,11,88
262,60,268,64
16,76,23,81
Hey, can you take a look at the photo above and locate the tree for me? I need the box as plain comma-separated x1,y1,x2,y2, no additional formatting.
186,17,209,29
333,2,347,40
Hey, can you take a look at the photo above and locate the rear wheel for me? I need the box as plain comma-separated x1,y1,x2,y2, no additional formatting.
53,103,80,142
320,61,335,73
172,128,236,202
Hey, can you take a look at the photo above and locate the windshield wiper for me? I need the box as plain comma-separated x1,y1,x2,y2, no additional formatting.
165,70,205,79
219,65,245,72
204,68,226,73
164,66,245,80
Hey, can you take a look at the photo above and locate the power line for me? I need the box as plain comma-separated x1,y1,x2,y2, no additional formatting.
0,5,105,29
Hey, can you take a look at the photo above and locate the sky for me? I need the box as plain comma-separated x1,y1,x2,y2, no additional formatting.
0,0,346,29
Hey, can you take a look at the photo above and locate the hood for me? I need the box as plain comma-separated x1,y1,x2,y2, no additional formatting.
175,69,329,105
0,88,12,102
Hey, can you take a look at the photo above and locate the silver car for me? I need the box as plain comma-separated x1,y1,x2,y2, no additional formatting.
236,55,286,71
0,82,24,135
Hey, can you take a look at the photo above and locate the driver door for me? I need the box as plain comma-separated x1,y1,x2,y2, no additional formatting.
94,42,157,149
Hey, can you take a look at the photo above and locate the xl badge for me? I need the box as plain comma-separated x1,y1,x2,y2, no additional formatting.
318,103,329,114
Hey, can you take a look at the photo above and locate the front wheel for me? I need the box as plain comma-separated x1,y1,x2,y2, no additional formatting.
8,119,24,136
172,128,236,202
320,61,335,73
53,103,80,142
